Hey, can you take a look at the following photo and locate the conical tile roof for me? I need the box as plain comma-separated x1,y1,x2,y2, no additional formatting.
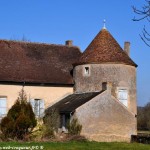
75,28,137,67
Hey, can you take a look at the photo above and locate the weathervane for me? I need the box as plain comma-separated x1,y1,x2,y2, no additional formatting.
103,19,106,29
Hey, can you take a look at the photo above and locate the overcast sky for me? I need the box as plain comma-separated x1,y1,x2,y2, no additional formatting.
0,0,149,106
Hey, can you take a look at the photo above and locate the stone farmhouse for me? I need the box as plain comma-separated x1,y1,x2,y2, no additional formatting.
0,25,137,142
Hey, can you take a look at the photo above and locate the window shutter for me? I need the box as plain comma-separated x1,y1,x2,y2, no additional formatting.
39,99,45,117
34,100,40,117
30,99,35,111
29,99,45,118
0,97,7,117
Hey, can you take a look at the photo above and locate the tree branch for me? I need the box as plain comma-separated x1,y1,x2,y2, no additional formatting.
140,34,150,47
132,0,150,47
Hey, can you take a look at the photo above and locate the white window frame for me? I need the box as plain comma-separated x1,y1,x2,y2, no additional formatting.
0,97,7,119
30,99,45,118
117,88,128,107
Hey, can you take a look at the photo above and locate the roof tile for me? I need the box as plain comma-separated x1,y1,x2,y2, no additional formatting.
75,29,137,67
0,40,81,84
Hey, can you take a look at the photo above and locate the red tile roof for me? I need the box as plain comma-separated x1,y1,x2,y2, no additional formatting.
74,29,137,67
0,40,81,84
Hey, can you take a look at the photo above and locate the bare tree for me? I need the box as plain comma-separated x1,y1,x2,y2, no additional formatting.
10,34,30,42
132,0,150,47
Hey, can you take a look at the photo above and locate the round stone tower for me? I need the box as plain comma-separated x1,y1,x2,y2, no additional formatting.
73,27,137,114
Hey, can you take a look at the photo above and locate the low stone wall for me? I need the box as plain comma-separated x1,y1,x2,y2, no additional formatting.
132,135,150,144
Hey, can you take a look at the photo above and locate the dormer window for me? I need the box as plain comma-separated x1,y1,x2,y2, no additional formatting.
84,66,90,76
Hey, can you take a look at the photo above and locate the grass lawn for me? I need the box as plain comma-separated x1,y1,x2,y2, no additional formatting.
0,141,149,150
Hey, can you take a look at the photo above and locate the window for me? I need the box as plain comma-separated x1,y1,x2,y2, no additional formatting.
30,99,45,118
84,66,90,76
60,113,70,132
0,97,7,119
118,89,128,107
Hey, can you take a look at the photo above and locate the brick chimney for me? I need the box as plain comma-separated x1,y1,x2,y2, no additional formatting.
124,42,130,56
65,40,73,46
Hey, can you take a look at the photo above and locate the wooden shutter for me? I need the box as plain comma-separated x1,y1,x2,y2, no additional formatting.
0,97,7,117
30,99,45,118
39,99,45,117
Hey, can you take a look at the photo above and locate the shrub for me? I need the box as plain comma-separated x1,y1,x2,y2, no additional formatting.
67,118,82,135
0,89,37,140
29,119,46,141
43,108,60,138
137,102,150,131
0,117,14,138
29,109,60,141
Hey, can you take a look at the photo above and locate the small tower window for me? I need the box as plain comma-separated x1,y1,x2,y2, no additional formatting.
84,66,90,76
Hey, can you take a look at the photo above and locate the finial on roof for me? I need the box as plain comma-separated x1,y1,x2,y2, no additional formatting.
103,19,106,29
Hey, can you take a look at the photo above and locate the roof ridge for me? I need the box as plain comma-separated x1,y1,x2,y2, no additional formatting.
0,39,80,49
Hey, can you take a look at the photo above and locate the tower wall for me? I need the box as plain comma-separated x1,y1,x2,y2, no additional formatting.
73,64,137,114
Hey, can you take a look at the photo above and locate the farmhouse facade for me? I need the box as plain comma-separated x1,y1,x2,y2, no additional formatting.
0,40,81,118
0,26,137,142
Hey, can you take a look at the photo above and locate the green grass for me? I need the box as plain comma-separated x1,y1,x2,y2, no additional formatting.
0,141,149,150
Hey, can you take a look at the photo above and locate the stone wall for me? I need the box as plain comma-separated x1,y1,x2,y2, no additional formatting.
73,64,137,114
75,88,137,142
